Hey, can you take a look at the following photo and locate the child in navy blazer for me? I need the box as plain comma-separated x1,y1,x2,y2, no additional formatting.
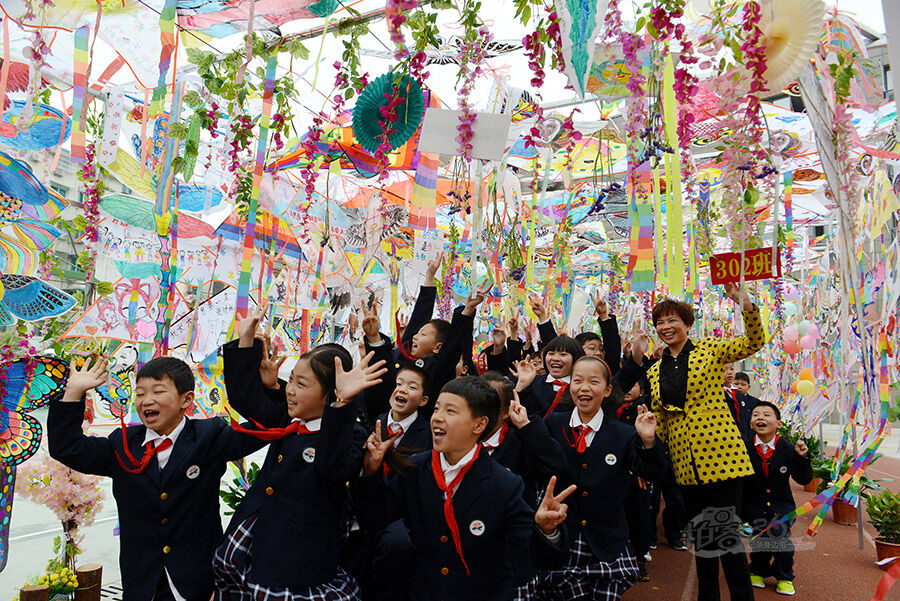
214,307,387,600
537,356,663,601
479,371,566,507
514,334,585,419
354,376,574,601
375,364,433,453
48,356,267,601
742,401,812,596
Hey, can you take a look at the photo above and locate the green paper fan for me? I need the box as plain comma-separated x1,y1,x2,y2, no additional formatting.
352,73,426,155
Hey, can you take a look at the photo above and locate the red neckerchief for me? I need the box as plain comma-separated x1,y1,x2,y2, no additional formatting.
113,408,175,474
431,446,482,575
616,402,632,420
482,422,509,453
571,424,592,453
115,438,174,474
755,435,778,477
229,415,312,440
727,388,740,416
543,381,569,418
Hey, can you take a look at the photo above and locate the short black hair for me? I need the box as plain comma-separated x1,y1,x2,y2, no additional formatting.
480,371,514,409
440,376,499,441
575,332,601,345
137,357,194,394
751,400,781,420
735,372,751,384
397,364,431,393
543,335,585,371
302,343,353,391
426,318,451,343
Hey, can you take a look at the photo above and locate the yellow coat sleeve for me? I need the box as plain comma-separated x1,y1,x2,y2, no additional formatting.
707,305,766,364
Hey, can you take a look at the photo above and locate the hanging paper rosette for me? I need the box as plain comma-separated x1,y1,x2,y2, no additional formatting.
352,73,426,154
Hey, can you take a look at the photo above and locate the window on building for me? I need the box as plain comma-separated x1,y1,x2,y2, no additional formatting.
50,184,69,199
884,65,893,97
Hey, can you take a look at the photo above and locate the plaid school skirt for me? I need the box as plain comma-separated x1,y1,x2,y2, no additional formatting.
521,533,639,601
214,514,361,601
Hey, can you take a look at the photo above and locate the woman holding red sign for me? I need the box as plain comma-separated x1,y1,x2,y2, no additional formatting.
639,281,765,601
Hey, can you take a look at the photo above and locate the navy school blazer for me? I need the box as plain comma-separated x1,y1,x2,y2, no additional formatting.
353,450,565,601
47,397,267,601
545,412,664,562
222,339,366,588
741,435,812,526
376,409,432,453
489,417,568,507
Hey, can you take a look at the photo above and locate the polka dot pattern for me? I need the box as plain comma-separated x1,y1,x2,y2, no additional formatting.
649,306,766,486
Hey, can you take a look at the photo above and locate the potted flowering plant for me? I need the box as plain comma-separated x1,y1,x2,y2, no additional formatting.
20,556,80,599
867,489,900,570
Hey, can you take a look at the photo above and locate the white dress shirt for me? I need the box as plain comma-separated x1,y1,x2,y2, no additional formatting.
387,411,419,446
755,434,777,453
546,374,571,390
291,417,322,432
438,444,479,497
568,408,604,448
482,424,506,454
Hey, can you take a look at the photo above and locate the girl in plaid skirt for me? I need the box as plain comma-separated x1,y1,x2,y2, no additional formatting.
535,355,664,601
213,307,388,601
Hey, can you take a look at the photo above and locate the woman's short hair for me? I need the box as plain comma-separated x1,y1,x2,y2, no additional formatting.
651,298,695,328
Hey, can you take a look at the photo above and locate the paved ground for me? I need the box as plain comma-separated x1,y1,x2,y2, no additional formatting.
625,450,900,601
4,415,900,600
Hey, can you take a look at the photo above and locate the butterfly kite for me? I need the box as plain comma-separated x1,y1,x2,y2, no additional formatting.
0,356,69,572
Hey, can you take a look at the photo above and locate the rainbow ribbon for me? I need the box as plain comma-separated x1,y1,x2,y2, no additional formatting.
236,55,278,318
149,0,177,117
70,26,90,164
627,164,655,292
784,172,794,248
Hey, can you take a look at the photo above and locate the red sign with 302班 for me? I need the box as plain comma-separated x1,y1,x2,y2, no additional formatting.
709,247,781,284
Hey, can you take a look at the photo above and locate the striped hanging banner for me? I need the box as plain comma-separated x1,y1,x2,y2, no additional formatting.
409,152,439,230
236,54,279,318
149,0,177,117
153,80,185,358
662,54,685,296
784,171,794,248
626,163,655,292
652,166,664,278
71,26,90,164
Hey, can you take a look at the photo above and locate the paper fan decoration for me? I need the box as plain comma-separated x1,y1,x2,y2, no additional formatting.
0,152,61,221
0,101,71,151
757,0,825,94
352,73,426,154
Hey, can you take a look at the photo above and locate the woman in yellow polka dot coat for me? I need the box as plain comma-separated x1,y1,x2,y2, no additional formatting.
646,281,765,601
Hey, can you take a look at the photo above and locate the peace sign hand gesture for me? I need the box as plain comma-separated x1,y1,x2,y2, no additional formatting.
334,351,388,403
259,335,287,390
362,420,402,476
590,290,609,321
463,281,492,316
361,299,382,344
238,303,268,348
535,476,577,534
511,360,537,392
425,252,444,284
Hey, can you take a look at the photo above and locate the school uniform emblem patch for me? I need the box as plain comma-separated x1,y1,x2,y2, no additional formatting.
469,520,485,536
303,447,316,463
779,466,788,474
605,454,617,465
415,359,425,368
186,465,200,479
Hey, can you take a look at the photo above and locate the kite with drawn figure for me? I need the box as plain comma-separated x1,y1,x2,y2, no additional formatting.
0,101,71,151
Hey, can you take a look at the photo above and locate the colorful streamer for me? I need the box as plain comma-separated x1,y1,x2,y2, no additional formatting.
70,26,90,165
148,0,178,117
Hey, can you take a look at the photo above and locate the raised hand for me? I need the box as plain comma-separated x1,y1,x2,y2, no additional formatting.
362,420,402,476
334,351,388,402
530,296,548,323
396,312,409,341
534,476,577,534
590,290,609,321
361,300,382,344
462,281,492,316
795,440,808,457
723,281,754,310
425,252,444,284
63,355,109,402
508,317,519,339
259,335,287,390
238,303,268,348
511,359,537,392
508,392,530,429
631,327,650,365
634,404,657,447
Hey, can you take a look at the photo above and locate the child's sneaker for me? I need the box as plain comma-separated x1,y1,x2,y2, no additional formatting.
638,562,650,582
643,551,652,562
750,574,766,588
775,580,795,595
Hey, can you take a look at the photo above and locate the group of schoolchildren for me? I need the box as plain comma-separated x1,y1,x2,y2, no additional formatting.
46,255,812,601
